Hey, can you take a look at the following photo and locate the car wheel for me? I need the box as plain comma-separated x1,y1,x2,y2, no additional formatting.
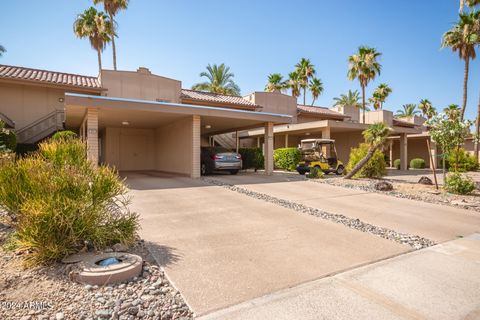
201,163,207,175
230,170,239,175
336,165,345,175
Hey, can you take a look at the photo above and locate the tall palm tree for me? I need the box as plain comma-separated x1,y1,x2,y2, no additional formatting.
396,104,419,117
444,104,462,120
347,46,382,123
373,83,392,109
93,0,129,71
418,99,436,119
295,58,316,105
460,0,480,11
265,73,286,92
0,45,5,58
442,11,480,120
344,122,391,179
192,63,241,95
74,7,112,74
333,90,362,108
287,71,301,99
368,92,382,110
309,77,323,105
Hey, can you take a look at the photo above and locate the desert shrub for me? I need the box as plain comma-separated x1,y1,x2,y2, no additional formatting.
447,148,478,172
306,166,324,179
0,120,16,152
52,130,77,141
0,137,139,266
393,159,401,170
444,172,475,194
274,147,301,171
346,143,387,178
239,148,264,170
410,158,426,169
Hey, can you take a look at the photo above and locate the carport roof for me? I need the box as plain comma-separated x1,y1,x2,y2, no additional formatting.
64,93,292,134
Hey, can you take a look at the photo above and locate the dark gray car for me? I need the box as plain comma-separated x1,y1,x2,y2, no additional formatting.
200,147,242,175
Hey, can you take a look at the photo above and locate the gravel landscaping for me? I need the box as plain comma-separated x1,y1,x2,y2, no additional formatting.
313,176,480,212
0,223,193,320
202,177,436,250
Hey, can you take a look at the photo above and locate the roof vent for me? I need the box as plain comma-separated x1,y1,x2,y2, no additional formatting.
137,67,151,75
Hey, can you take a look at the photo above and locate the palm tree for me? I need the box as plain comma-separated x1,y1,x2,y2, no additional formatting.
287,71,301,99
444,104,461,120
368,92,382,110
0,45,5,58
347,46,382,124
396,104,419,117
460,0,480,11
373,83,392,109
344,122,391,179
93,0,129,71
309,78,323,105
295,58,316,105
265,73,286,92
418,99,436,119
192,63,241,95
333,90,362,108
442,11,480,120
74,7,113,74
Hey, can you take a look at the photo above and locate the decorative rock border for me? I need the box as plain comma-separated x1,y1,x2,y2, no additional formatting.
202,177,436,250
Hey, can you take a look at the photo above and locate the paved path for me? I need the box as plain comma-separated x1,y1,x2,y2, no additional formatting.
125,172,408,316
212,174,480,243
200,234,480,320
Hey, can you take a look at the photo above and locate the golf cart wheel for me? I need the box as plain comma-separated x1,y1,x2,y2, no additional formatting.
336,165,345,175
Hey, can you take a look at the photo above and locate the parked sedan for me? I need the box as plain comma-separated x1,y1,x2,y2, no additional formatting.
201,147,242,175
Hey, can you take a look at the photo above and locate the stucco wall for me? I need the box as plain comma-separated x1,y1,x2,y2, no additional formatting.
155,116,193,175
101,68,181,103
104,127,156,171
0,82,68,130
243,92,297,122
330,132,364,165
391,137,431,168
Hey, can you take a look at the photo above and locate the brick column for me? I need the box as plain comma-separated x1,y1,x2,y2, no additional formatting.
389,140,394,167
284,134,289,148
191,115,201,178
399,133,408,170
86,108,99,164
264,122,274,175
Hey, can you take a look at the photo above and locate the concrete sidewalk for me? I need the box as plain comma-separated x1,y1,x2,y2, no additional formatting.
213,175,480,243
126,172,408,316
201,234,480,320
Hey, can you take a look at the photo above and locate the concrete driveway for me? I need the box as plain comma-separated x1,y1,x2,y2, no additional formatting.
125,172,409,316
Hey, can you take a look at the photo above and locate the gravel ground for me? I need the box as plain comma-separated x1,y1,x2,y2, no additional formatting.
315,176,480,212
0,224,193,320
202,177,436,250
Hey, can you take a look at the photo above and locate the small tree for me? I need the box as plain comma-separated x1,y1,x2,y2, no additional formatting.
345,122,391,179
426,112,472,180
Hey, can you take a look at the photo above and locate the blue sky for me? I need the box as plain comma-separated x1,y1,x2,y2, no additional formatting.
1,0,479,120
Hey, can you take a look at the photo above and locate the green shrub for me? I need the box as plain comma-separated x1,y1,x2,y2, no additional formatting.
306,166,325,179
0,137,139,267
444,172,476,194
393,159,401,170
239,148,264,170
0,120,17,152
346,143,387,178
410,158,426,169
274,147,301,171
52,130,77,141
447,148,478,172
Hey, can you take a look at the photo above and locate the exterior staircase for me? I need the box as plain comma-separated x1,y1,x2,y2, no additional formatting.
16,110,65,144
213,132,237,149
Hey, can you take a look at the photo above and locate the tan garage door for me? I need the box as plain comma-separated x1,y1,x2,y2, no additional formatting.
119,131,154,171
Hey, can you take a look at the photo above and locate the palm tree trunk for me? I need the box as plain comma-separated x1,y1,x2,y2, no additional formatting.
361,84,366,124
475,92,480,162
461,58,469,121
311,97,316,106
97,49,102,75
303,86,306,105
109,12,117,71
344,146,376,179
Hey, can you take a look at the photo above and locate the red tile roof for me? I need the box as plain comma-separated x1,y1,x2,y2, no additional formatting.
0,64,102,90
393,118,416,128
297,105,349,119
181,89,258,109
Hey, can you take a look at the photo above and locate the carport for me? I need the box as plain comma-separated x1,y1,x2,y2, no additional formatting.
64,93,292,177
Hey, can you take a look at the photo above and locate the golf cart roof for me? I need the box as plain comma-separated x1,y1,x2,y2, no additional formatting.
301,138,335,144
